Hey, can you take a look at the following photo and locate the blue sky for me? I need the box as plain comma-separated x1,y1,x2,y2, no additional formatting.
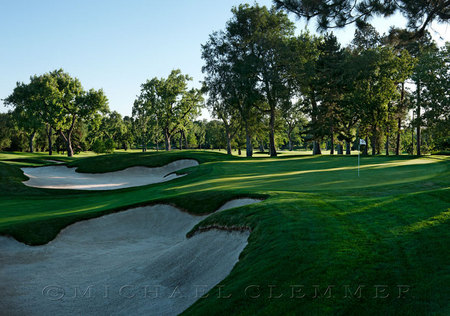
1,0,448,119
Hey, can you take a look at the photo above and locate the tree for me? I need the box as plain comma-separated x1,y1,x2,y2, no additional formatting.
415,43,450,152
191,120,207,149
99,111,123,142
5,82,43,153
287,32,324,154
203,5,288,157
203,79,241,155
119,116,134,150
134,70,203,151
274,0,449,38
383,30,417,155
205,120,227,149
202,38,257,157
386,50,415,155
281,100,306,150
0,113,14,150
351,24,381,51
5,69,109,156
55,83,109,157
132,97,153,151
351,46,404,155
92,139,106,154
385,29,437,155
226,5,296,157
4,72,63,154
314,33,347,155
334,49,361,154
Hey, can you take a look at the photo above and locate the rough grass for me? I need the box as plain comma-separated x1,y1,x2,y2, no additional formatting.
0,150,448,315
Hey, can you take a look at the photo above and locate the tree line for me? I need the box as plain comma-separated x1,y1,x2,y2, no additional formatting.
201,4,448,157
1,4,448,156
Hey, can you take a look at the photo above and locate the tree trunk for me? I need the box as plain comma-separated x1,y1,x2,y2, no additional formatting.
337,144,343,154
309,89,321,156
268,107,277,157
226,131,232,155
179,132,182,150
396,82,404,155
184,131,188,149
47,125,53,155
371,138,376,155
396,118,401,155
28,131,36,153
363,136,369,155
245,126,252,157
313,141,321,155
60,116,77,157
164,128,171,151
385,125,390,156
411,111,415,155
59,130,73,157
259,141,264,153
58,130,73,157
238,147,241,156
67,136,73,157
371,125,377,156
245,134,253,157
416,81,421,156
288,131,293,151
346,140,351,155
330,133,334,155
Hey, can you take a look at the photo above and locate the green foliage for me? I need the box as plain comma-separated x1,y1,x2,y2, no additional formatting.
204,120,226,149
104,138,115,153
414,43,450,151
274,0,448,37
203,4,297,157
0,113,14,150
92,139,106,154
133,70,203,151
91,138,115,154
4,69,109,156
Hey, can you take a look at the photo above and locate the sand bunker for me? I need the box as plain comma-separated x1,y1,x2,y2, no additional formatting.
0,198,261,315
21,159,199,190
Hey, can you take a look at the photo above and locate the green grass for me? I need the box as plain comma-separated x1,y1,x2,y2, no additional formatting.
0,150,448,315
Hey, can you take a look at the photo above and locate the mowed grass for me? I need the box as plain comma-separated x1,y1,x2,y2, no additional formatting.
0,151,449,315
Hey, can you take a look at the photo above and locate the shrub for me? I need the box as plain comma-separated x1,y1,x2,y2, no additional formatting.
104,139,115,154
92,139,105,154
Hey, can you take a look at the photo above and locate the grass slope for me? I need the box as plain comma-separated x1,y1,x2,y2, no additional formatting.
0,151,449,315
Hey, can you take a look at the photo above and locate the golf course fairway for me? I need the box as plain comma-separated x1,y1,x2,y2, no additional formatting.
0,151,449,315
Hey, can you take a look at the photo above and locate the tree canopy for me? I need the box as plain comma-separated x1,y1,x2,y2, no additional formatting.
5,69,109,156
273,0,450,38
133,69,203,151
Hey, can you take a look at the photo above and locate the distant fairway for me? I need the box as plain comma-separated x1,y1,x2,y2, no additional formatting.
0,151,448,315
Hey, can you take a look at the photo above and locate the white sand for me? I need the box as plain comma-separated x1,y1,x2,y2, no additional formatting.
44,160,65,164
0,198,261,315
21,159,199,190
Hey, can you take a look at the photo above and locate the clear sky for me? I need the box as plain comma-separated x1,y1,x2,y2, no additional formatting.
1,0,448,119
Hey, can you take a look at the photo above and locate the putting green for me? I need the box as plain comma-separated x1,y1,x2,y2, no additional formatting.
0,151,448,315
